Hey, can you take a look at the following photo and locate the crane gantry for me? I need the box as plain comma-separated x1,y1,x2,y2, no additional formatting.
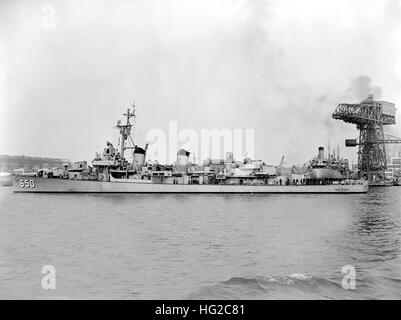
332,95,401,181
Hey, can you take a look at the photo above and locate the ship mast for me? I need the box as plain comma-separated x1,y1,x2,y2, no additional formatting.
116,102,136,160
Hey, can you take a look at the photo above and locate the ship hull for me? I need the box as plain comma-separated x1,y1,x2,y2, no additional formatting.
12,176,369,194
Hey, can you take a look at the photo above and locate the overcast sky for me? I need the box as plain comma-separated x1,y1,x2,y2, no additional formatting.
1,0,400,165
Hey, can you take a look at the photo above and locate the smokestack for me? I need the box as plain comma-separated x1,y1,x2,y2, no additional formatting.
318,147,324,160
177,148,190,172
133,146,146,172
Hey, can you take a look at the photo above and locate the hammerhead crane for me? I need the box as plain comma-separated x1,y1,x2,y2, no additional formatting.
332,95,401,181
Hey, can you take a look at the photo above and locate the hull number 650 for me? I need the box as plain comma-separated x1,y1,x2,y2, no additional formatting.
19,179,35,188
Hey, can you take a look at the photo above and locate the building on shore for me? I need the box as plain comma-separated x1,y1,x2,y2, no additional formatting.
0,155,70,172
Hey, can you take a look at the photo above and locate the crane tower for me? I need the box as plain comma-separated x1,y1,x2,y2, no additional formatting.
332,95,399,181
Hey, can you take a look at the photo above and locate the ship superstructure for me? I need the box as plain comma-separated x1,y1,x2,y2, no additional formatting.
304,146,350,183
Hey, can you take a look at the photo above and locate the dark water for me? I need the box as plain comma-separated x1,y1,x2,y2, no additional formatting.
0,187,400,299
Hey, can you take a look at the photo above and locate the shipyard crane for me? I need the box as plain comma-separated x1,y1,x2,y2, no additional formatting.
332,95,401,181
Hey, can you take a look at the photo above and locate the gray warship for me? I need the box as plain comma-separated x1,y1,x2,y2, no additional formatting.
13,105,368,193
